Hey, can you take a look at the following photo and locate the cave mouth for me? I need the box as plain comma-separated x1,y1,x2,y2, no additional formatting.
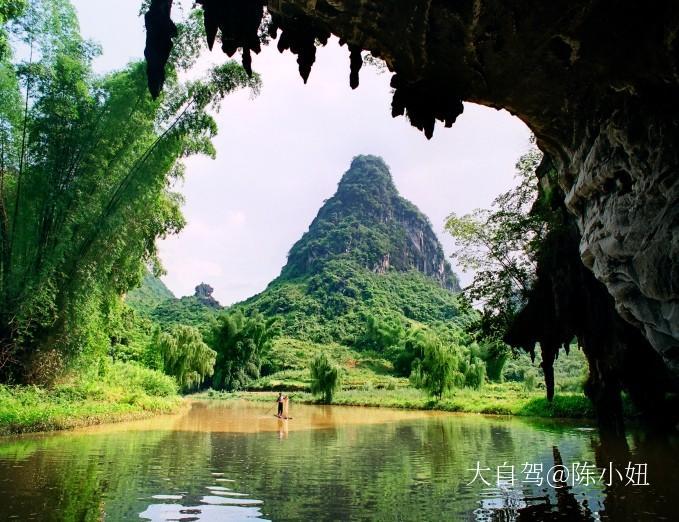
143,0,679,431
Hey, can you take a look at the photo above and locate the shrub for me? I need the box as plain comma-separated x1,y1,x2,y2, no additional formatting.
104,361,178,397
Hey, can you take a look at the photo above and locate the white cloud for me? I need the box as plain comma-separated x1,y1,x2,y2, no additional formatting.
226,210,247,228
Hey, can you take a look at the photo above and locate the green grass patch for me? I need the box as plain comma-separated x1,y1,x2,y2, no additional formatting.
0,361,181,436
199,382,597,419
252,337,408,391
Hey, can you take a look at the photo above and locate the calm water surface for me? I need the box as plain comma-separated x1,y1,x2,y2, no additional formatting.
0,400,677,521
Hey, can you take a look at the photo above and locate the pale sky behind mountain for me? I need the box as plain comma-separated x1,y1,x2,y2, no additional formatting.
71,0,532,305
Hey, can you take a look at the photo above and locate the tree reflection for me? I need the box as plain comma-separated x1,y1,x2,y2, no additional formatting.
0,403,676,521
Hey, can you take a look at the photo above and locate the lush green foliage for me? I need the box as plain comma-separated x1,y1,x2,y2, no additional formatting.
148,295,221,329
283,156,458,290
308,352,340,403
239,259,461,346
236,156,462,348
362,313,405,351
446,147,544,339
209,311,277,391
0,0,259,383
0,0,27,59
128,274,222,328
214,337,592,418
154,325,216,391
247,337,405,392
0,360,179,435
231,156,511,400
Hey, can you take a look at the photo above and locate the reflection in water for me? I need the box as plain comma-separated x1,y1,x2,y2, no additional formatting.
0,400,676,521
139,477,267,521
140,503,266,522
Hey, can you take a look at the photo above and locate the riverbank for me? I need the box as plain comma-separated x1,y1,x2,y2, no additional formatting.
0,362,182,436
198,383,608,419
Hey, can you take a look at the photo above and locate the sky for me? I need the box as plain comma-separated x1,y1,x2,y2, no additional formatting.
71,0,532,305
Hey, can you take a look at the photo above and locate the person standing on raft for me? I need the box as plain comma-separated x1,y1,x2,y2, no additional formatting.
276,392,285,417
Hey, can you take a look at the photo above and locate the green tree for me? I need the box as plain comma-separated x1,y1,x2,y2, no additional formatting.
309,351,340,403
410,333,464,399
0,0,27,59
393,327,427,377
155,325,216,391
362,313,405,351
478,341,509,382
459,343,486,390
0,0,260,382
445,147,544,340
210,312,277,391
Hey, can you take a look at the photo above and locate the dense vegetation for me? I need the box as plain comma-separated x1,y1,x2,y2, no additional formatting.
154,324,216,391
209,154,588,408
236,156,461,343
238,260,461,345
0,0,259,432
0,0,259,385
120,152,591,414
209,311,276,391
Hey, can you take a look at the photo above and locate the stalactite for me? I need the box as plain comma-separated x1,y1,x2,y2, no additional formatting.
504,181,676,433
390,75,464,139
144,0,177,99
144,1,463,138
272,12,330,83
195,0,266,76
349,44,362,89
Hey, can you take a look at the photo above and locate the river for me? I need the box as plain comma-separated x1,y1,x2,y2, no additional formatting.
0,400,676,521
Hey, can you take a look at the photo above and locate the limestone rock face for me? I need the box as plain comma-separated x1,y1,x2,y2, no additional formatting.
194,283,221,309
566,109,679,377
283,155,460,290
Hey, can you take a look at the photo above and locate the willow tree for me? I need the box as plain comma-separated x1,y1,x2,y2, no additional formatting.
309,352,340,403
0,0,260,383
155,325,216,391
410,335,461,400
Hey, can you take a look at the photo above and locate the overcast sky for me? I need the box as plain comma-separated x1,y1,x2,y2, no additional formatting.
71,0,531,305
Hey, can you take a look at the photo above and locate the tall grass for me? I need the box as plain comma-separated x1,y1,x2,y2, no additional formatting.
0,361,180,435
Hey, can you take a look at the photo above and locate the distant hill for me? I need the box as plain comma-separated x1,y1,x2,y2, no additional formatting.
125,273,175,314
128,277,223,328
236,155,462,345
